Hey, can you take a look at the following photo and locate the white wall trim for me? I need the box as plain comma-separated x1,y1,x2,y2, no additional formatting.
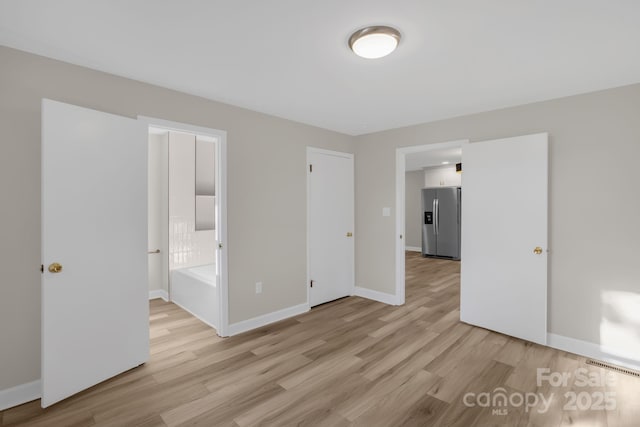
306,146,354,159
0,380,40,411
405,246,421,252
148,289,169,301
227,303,310,336
353,286,401,306
547,333,640,372
138,116,226,139
395,139,470,307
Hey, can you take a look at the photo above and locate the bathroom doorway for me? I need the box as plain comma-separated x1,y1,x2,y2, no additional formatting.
143,117,228,337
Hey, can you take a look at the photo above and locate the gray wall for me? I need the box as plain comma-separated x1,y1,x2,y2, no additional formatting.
0,46,353,390
355,83,640,347
404,171,424,249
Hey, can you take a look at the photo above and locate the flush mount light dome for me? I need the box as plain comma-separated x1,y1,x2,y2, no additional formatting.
349,26,401,59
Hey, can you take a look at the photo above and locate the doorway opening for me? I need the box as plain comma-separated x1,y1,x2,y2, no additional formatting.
395,134,549,346
395,140,468,306
143,117,228,337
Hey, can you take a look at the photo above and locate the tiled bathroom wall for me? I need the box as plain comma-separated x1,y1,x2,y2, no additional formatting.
168,131,216,270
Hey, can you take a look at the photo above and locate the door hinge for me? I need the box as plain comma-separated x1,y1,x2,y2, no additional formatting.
40,264,44,273
310,279,314,288
309,164,313,173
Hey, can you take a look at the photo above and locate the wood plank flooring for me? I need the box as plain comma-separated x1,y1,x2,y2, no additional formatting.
2,252,639,426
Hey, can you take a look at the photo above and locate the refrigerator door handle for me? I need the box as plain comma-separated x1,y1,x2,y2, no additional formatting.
432,198,437,235
434,198,439,235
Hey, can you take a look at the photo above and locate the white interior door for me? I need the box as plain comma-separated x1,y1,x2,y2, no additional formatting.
460,133,548,345
41,99,149,407
308,148,354,307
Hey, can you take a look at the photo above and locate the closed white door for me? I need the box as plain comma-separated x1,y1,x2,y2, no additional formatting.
460,133,548,345
308,148,354,307
41,99,149,407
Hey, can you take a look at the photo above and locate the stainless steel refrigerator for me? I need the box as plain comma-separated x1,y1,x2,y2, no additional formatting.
421,187,461,260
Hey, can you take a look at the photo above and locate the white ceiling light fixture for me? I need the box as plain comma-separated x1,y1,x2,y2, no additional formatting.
349,26,401,59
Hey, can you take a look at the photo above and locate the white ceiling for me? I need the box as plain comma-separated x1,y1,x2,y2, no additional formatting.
405,147,462,171
1,1,639,135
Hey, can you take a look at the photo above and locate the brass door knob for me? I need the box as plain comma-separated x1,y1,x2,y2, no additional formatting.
533,247,543,255
48,263,63,273
346,232,353,237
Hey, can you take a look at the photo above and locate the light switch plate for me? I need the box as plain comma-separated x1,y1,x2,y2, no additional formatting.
382,207,391,217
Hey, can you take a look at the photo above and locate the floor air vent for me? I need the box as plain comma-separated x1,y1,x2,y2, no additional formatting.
586,359,640,378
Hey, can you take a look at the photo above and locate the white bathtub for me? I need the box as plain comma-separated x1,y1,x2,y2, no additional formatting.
171,264,218,330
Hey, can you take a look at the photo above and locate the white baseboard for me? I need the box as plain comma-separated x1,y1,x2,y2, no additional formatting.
0,380,40,411
227,303,310,336
353,286,401,306
405,246,422,252
149,289,169,301
547,333,640,372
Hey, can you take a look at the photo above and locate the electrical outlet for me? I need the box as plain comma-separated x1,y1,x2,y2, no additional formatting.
255,282,262,294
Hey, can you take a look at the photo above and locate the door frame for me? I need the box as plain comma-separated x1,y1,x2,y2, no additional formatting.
395,140,469,304
139,116,229,337
306,147,355,307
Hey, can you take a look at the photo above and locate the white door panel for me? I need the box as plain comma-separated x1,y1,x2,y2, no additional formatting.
460,133,548,345
308,149,354,307
41,99,149,407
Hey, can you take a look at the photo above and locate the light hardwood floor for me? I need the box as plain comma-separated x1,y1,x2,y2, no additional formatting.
2,252,639,426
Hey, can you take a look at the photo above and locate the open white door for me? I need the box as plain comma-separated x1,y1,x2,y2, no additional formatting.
460,133,548,345
41,99,148,407
308,148,354,307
